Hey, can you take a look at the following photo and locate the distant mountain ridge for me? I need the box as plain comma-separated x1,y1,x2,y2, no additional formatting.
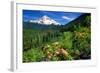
23,13,91,31
23,22,61,30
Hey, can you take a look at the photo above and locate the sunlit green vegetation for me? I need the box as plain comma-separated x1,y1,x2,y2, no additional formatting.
23,13,91,63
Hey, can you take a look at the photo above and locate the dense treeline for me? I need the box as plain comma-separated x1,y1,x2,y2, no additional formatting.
23,13,91,62
23,29,61,51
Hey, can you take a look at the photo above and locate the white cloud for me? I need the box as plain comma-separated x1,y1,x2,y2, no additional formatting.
62,16,72,20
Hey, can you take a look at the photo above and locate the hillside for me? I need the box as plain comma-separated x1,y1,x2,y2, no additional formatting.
23,13,91,62
23,22,61,31
64,13,91,31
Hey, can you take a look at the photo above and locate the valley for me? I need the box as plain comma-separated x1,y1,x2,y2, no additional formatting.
23,13,91,62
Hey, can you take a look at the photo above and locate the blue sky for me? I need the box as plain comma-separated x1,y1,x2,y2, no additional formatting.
23,10,84,25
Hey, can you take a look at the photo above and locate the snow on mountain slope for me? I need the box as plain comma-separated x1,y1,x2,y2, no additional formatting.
30,15,60,25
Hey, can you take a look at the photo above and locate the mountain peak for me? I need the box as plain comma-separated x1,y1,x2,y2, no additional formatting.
30,15,60,25
42,15,50,19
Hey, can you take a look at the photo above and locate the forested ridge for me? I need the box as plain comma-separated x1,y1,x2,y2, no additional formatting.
23,13,91,62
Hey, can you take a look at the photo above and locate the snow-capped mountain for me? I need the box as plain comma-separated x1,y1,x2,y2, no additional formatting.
29,15,60,25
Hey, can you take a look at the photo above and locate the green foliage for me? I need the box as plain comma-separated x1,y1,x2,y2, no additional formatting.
23,29,61,51
23,48,44,62
23,13,91,62
61,32,73,50
72,26,91,59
